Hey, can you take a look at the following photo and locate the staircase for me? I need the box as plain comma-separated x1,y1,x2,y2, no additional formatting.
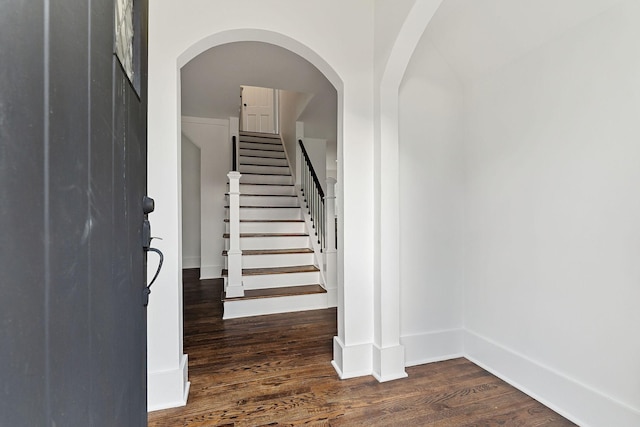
222,131,328,319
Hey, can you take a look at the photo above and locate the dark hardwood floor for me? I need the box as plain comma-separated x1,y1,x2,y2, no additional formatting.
148,269,575,426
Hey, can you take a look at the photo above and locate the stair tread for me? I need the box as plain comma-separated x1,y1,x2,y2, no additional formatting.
222,265,320,276
223,233,308,238
239,146,284,153
238,194,297,197
240,172,291,176
240,163,289,168
222,248,314,256
224,219,304,223
222,284,326,301
239,139,283,146
225,205,299,209
240,131,281,138
237,183,294,187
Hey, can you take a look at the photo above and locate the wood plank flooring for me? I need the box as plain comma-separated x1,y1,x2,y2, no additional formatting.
148,269,576,427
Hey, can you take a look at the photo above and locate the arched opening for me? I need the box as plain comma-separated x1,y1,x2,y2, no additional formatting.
176,34,342,388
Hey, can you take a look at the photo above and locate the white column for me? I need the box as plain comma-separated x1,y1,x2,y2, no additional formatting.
226,171,244,297
324,177,338,307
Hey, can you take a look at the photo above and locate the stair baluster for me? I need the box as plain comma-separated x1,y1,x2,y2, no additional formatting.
298,140,325,251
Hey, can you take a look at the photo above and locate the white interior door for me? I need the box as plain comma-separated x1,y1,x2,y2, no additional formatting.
242,86,276,133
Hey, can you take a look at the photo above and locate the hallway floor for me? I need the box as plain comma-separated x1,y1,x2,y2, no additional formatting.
147,270,575,426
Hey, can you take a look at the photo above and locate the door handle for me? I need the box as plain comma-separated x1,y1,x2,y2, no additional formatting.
142,196,163,307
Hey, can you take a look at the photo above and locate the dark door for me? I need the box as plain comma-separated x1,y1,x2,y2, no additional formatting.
0,0,149,425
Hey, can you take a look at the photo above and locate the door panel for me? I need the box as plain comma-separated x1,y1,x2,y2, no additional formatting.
0,0,149,425
242,85,276,133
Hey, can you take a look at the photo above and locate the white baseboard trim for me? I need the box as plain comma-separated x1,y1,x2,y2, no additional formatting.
464,330,640,427
147,354,190,412
182,256,200,269
200,264,223,279
372,343,408,382
332,336,372,379
222,292,328,319
401,328,464,367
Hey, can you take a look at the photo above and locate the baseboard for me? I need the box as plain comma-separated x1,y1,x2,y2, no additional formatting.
400,328,464,367
372,343,407,382
222,292,328,319
464,330,640,427
332,336,372,379
147,354,190,412
200,264,223,279
182,256,200,269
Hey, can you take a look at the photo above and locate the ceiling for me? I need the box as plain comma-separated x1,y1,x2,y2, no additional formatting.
180,41,337,143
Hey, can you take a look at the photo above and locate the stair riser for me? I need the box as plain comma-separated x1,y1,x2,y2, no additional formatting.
239,271,320,289
238,184,295,195
239,149,285,159
240,142,284,152
240,136,282,144
226,253,315,269
242,174,293,185
225,236,310,250
222,292,328,319
232,207,302,220
237,195,299,207
226,222,306,233
239,164,290,175
239,156,288,167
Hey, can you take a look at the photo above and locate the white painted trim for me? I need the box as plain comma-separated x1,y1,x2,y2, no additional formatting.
182,256,200,269
200,264,223,279
464,330,640,427
223,292,328,319
400,329,464,367
372,343,408,382
331,337,372,379
147,354,190,412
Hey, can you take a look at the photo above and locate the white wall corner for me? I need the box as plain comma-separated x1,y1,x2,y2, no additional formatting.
400,329,464,367
182,256,201,269
464,330,640,427
332,336,372,379
199,264,223,280
147,354,190,412
372,343,407,382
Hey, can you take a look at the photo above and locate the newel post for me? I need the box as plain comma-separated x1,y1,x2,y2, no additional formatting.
324,177,338,306
226,171,244,297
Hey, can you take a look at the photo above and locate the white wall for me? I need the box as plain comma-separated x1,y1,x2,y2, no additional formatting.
278,89,302,175
181,136,201,269
181,117,230,280
463,2,640,425
148,0,376,409
398,31,465,365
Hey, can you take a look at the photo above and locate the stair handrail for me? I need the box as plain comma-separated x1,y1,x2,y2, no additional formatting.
231,135,238,172
298,139,326,251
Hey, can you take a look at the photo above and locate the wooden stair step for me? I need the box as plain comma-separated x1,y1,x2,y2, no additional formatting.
225,205,299,209
240,194,297,197
238,146,284,153
222,284,326,301
239,163,289,167
240,172,291,177
222,248,314,256
223,233,308,238
221,265,320,277
240,131,281,139
224,220,304,224
236,182,294,186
